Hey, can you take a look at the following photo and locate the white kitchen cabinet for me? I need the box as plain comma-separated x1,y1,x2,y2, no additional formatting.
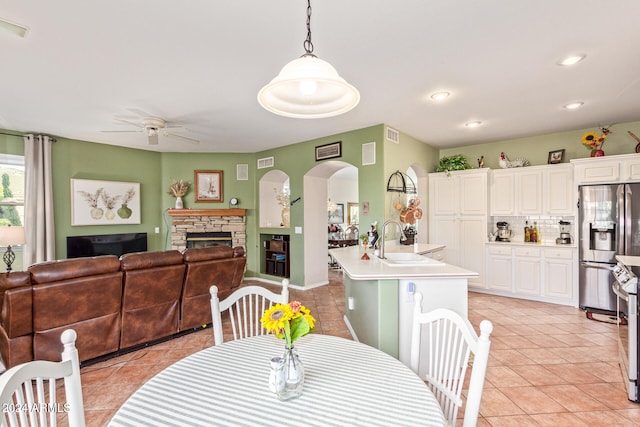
429,169,488,289
490,164,573,216
543,247,574,300
570,153,640,185
544,164,574,215
487,245,512,291
513,246,541,295
484,243,576,306
489,171,515,215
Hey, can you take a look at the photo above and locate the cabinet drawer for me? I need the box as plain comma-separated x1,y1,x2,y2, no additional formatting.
514,246,541,257
544,248,574,259
488,245,512,255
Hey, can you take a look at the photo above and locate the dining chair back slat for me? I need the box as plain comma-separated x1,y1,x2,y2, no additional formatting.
410,294,492,427
210,280,289,345
0,329,86,427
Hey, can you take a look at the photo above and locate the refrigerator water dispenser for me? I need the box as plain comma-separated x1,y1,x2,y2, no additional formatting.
589,223,616,251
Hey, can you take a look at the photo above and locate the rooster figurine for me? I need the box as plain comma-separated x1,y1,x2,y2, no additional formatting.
499,152,530,168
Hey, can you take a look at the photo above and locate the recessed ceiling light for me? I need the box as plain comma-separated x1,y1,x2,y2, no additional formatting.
558,54,586,66
465,121,482,128
564,101,584,110
430,91,450,101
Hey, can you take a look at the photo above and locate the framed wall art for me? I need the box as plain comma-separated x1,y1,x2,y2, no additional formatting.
195,170,224,202
547,149,565,164
71,179,141,226
328,203,344,224
315,141,342,161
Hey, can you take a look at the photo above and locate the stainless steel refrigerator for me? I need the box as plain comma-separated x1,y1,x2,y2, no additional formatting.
578,183,640,315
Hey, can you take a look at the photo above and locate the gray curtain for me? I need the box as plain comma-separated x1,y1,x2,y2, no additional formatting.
23,134,55,267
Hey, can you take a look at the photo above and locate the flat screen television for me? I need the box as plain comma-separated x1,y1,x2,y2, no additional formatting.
66,233,148,258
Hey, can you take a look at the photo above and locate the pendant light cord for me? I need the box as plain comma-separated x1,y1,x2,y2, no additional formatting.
302,0,315,57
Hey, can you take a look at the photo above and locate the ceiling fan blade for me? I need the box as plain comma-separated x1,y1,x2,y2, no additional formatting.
0,18,29,38
114,118,143,128
101,129,142,133
148,133,159,145
166,132,200,144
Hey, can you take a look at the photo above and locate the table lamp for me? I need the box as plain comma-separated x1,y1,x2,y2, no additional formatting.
0,225,25,271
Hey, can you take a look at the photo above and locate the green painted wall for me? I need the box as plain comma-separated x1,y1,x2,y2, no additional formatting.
253,125,388,285
439,120,640,169
159,152,257,271
53,137,163,257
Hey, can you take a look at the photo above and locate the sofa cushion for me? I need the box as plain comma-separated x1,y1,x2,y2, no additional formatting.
29,255,121,283
119,250,185,348
179,246,246,331
31,272,123,363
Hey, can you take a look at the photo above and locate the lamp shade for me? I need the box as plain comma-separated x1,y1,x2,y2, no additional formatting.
0,226,25,246
258,56,360,119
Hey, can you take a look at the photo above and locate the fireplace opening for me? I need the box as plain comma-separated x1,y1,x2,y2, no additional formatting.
186,232,232,249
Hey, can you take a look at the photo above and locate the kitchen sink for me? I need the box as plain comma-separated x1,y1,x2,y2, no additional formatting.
380,252,444,267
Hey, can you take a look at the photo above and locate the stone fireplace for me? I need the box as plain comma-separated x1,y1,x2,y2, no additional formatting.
168,208,247,251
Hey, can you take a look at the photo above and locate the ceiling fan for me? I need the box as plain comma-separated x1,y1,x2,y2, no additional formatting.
102,116,200,145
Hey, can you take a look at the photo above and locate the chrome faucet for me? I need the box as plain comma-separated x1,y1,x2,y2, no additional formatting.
378,219,407,260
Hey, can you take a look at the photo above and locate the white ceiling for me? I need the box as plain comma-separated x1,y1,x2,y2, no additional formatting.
2,1,640,153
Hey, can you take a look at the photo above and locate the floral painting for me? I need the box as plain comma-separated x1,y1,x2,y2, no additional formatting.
71,179,141,225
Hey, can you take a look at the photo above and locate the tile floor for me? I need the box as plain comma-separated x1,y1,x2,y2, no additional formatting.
76,270,640,426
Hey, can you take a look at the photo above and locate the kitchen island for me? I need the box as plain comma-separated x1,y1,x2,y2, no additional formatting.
329,244,477,365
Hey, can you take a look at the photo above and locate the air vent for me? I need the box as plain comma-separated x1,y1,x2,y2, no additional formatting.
257,156,274,169
385,126,400,144
362,142,376,166
236,164,249,180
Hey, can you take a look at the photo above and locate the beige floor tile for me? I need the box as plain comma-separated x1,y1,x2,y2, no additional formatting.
573,410,639,427
484,414,540,426
539,384,609,411
499,386,568,414
478,388,525,417
529,412,589,426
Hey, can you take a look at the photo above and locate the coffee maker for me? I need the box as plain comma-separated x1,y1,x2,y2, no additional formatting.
496,221,511,242
556,220,572,245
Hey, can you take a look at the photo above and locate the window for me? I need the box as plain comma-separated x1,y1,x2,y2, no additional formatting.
0,154,25,227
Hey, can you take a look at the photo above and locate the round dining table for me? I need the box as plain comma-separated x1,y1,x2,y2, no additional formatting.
108,334,447,427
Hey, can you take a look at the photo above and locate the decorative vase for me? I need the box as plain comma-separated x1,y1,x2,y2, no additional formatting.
175,196,184,209
281,207,290,227
117,203,132,219
90,207,104,220
276,346,304,401
591,148,605,157
105,209,115,220
361,244,370,260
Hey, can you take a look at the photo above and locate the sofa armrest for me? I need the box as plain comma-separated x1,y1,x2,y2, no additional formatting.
0,272,33,338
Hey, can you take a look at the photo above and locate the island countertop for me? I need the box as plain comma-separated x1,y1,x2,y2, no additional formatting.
329,245,478,280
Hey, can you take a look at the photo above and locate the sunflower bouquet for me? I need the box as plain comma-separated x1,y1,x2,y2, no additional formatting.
581,127,611,157
261,301,316,349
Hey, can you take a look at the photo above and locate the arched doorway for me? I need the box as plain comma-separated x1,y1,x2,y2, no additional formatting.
303,161,358,287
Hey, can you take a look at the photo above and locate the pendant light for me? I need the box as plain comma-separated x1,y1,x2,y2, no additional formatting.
257,0,360,119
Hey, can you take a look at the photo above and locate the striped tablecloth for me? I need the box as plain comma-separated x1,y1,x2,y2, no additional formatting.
109,334,447,427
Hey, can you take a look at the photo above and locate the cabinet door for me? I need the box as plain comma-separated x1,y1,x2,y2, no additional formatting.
459,217,486,288
574,160,620,184
490,172,515,216
514,256,541,295
487,254,512,291
516,170,543,215
545,166,574,215
429,174,458,216
429,217,459,265
543,247,574,301
459,173,487,215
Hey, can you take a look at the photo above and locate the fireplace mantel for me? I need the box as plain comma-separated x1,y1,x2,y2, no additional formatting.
168,208,246,217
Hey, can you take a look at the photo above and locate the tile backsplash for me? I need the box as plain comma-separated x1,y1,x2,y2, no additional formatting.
489,216,575,243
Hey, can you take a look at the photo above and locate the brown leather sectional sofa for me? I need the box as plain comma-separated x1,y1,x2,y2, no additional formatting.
0,246,246,369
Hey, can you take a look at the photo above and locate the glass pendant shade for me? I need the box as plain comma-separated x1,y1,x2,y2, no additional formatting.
258,56,360,119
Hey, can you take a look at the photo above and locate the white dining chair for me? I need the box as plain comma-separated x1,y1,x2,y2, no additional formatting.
410,294,493,427
209,279,289,345
0,329,86,427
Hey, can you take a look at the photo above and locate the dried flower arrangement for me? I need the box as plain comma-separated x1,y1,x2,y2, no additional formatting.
168,178,191,198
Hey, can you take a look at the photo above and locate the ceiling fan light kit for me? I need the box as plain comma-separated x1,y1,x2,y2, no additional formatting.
258,0,359,119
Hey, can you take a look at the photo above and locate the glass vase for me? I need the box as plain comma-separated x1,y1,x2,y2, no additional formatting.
276,346,304,401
